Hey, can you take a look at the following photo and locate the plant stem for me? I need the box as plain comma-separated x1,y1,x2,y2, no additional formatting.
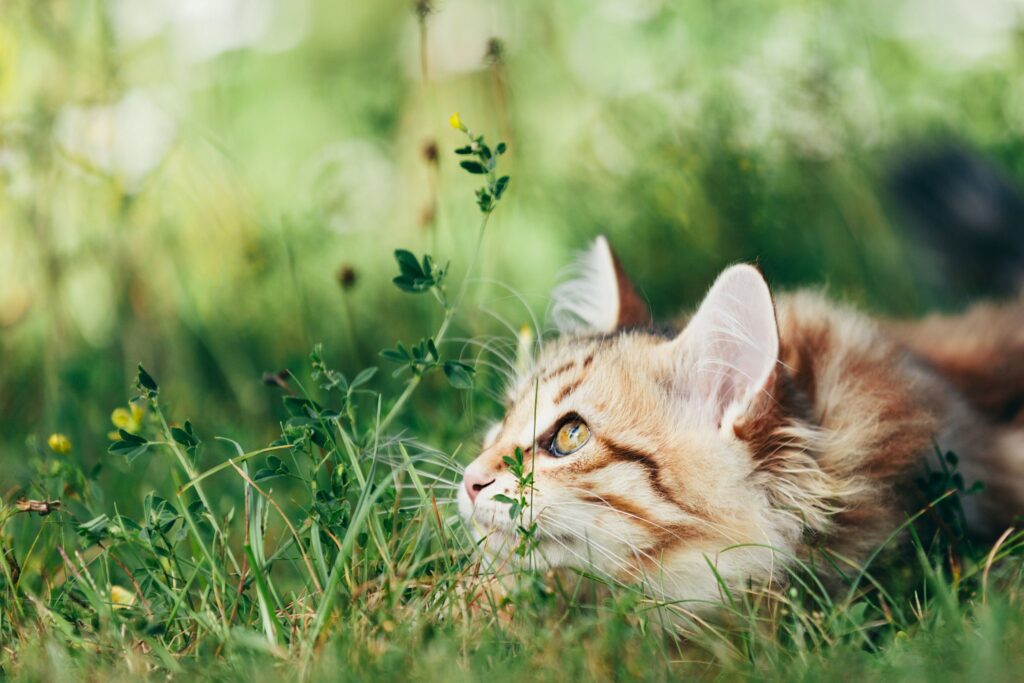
377,209,492,433
153,403,241,575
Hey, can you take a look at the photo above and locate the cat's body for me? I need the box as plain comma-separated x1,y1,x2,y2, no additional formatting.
459,237,1024,611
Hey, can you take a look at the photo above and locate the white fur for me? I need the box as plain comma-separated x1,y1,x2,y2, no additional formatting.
669,264,779,429
549,236,621,334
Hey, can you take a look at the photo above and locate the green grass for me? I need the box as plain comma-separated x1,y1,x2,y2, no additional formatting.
4,0,1024,680
6,400,1024,683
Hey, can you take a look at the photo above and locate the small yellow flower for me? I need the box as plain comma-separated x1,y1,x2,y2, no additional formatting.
48,433,71,454
514,324,535,377
109,585,135,610
111,407,133,430
110,402,144,438
449,112,464,131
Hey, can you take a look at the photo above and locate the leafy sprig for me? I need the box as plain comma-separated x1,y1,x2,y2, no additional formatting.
376,114,511,398
381,338,475,389
392,250,448,294
451,112,511,213
492,447,539,558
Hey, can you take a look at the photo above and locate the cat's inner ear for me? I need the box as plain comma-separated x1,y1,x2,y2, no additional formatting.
669,264,779,429
550,236,652,334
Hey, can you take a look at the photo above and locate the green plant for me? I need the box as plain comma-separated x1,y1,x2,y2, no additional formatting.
492,447,540,559
376,116,511,431
0,114,521,679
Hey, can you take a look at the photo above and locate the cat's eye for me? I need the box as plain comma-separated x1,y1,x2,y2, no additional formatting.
551,419,591,456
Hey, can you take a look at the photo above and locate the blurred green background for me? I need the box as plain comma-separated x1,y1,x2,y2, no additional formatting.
3,0,1024,503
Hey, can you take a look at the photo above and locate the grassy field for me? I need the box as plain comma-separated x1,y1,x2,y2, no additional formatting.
4,0,1024,680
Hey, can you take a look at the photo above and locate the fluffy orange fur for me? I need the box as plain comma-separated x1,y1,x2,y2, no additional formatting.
458,238,1024,612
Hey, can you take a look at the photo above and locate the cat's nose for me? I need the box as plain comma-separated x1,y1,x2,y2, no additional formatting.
463,465,496,503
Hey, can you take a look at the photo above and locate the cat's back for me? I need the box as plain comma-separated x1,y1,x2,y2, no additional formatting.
773,288,1022,537
764,290,949,551
889,294,1024,532
774,288,941,475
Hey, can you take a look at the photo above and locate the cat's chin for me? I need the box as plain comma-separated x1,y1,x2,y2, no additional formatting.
461,517,594,572
460,504,518,545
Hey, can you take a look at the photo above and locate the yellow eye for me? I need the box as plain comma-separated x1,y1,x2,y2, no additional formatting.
552,419,591,457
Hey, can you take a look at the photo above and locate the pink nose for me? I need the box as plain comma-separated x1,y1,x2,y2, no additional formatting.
463,466,496,503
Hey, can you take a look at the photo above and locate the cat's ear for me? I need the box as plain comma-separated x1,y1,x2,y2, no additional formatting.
550,236,652,334
668,264,779,429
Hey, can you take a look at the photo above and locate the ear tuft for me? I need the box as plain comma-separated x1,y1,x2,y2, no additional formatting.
671,264,779,428
550,236,652,334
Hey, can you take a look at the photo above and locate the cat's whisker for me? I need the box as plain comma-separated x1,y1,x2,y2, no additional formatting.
389,470,460,486
545,498,680,551
539,506,668,574
541,516,697,593
449,336,519,374
393,488,459,499
394,494,458,502
449,329,521,389
557,485,747,547
542,522,665,594
447,338,517,373
480,386,511,405
538,515,648,571
467,358,518,390
374,452,466,476
538,518,647,586
462,347,520,400
539,493,672,563
470,279,544,345
391,457,466,477
399,501,457,511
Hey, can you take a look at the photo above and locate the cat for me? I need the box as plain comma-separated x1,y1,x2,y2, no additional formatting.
457,235,1024,612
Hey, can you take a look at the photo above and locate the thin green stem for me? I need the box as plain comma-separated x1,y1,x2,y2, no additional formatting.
178,444,294,495
377,209,493,433
153,403,241,575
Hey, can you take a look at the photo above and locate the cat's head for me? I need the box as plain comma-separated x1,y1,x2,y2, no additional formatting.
458,237,817,602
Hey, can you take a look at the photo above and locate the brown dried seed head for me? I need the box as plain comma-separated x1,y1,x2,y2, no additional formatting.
422,140,439,164
486,38,504,64
262,370,291,390
337,265,358,290
414,0,433,20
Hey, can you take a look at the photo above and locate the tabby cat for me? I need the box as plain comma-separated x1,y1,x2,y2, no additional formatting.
458,236,1024,609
